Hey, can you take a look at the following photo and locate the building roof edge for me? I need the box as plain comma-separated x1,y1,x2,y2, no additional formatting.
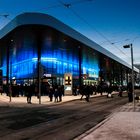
0,12,138,72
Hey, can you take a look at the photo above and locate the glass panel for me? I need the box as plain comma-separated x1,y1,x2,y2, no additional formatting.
82,47,99,79
41,28,79,77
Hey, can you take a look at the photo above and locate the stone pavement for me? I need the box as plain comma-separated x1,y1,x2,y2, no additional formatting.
75,102,140,140
1,92,140,140
0,92,108,107
0,93,79,107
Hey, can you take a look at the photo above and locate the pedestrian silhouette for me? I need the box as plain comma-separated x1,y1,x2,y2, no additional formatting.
127,81,133,102
54,83,58,102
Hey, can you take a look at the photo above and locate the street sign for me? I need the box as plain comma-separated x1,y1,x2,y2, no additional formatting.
64,73,72,95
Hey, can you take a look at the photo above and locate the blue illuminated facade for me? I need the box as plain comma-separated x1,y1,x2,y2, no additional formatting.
0,25,99,85
0,13,138,86
0,28,38,79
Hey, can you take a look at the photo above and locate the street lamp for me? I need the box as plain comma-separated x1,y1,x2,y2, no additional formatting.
123,43,135,111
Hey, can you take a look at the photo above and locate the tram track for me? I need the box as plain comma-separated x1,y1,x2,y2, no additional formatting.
21,96,128,140
0,94,128,140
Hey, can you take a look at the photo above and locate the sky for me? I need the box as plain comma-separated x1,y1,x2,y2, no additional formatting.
0,0,140,65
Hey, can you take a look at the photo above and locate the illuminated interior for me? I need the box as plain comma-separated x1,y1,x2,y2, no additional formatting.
0,25,99,84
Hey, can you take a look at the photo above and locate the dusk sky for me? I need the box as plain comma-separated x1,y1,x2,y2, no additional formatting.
0,0,140,65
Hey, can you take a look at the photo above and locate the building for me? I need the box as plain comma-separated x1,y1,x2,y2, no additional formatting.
134,64,140,86
0,13,139,94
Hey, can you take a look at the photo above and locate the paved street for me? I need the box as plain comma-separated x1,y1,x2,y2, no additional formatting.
75,102,140,140
0,92,129,140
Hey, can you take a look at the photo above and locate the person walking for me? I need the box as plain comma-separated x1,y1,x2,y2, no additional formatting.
48,86,53,102
80,85,86,100
118,85,123,97
26,84,33,104
107,85,113,98
127,81,133,102
58,85,63,102
54,83,58,102
80,85,90,102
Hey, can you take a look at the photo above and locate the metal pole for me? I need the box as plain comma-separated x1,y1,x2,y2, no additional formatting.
131,44,135,111
9,60,12,102
37,34,41,104
38,59,41,104
9,40,13,102
78,46,82,88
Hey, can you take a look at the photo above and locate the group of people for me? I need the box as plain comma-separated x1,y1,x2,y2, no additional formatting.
77,81,134,102
73,82,128,102
49,84,64,102
25,81,135,103
2,82,65,104
33,83,65,103
73,83,117,102
1,80,134,104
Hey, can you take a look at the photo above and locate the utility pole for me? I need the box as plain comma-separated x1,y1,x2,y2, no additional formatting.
123,44,135,111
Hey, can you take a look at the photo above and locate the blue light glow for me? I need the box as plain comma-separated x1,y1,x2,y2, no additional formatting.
0,28,100,80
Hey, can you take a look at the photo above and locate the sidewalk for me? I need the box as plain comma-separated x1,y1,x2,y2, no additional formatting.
0,92,108,107
75,102,140,140
1,92,140,140
0,93,79,107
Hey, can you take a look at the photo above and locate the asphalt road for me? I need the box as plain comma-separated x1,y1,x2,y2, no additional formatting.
0,93,130,140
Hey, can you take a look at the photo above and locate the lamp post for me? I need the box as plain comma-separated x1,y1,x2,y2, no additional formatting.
8,39,14,102
123,43,135,111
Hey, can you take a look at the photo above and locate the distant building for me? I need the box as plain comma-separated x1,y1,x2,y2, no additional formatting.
134,64,140,86
134,64,140,70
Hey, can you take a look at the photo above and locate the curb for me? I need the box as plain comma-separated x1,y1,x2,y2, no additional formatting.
74,112,116,140
73,104,125,140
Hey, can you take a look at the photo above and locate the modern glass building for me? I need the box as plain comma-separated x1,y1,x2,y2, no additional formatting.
0,13,138,88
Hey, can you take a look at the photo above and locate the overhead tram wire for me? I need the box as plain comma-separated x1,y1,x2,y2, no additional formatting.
59,0,130,59
0,14,14,25
58,0,93,8
0,0,91,29
32,3,62,12
32,0,92,13
67,5,128,57
0,1,93,30
99,38,130,45
0,1,129,59
62,0,93,6
0,14,11,21
0,14,12,30
0,14,9,18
